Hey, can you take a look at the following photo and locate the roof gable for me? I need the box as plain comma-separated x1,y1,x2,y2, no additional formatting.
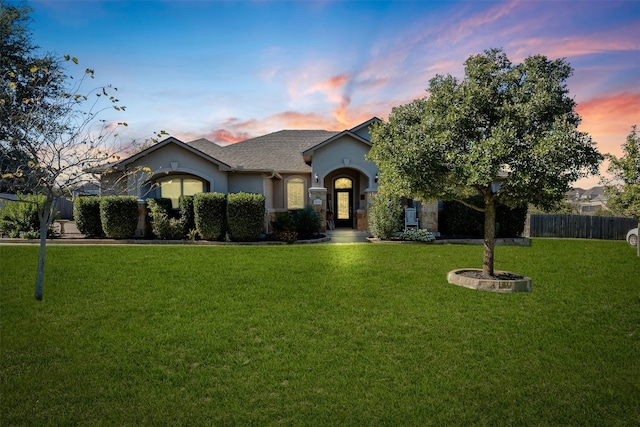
302,131,371,162
116,137,232,171
301,117,379,162
349,117,381,134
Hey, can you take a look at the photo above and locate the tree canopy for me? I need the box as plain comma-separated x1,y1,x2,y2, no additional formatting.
368,48,603,276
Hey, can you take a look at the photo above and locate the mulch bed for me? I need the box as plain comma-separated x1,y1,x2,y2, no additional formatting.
457,270,525,280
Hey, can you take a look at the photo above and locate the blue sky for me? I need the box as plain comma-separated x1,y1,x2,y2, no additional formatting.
29,0,640,187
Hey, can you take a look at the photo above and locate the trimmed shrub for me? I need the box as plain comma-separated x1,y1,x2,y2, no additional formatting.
153,198,173,215
291,207,321,240
141,198,172,238
272,211,293,232
440,196,527,238
179,195,196,234
368,193,402,240
194,192,227,240
147,199,185,240
0,194,42,238
227,192,266,241
74,196,105,238
99,196,139,238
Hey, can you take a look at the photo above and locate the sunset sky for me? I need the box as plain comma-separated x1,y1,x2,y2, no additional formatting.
30,0,639,187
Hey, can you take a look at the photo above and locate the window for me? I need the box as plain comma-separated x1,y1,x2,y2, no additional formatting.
286,177,305,209
158,176,204,208
334,177,352,189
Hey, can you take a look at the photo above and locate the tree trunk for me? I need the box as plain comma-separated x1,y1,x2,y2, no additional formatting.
34,198,55,301
34,220,47,301
637,220,639,258
483,195,496,277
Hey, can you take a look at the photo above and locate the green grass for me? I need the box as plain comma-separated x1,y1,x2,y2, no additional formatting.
1,240,639,426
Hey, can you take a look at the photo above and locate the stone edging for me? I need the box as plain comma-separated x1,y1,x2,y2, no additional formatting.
447,268,532,293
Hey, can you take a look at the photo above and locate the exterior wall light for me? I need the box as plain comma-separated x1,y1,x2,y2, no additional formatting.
314,173,319,183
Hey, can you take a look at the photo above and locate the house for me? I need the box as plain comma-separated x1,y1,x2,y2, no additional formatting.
566,186,608,215
100,117,438,234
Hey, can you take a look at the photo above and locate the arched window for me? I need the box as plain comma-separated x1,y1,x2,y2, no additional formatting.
334,177,352,189
157,176,205,208
286,177,305,210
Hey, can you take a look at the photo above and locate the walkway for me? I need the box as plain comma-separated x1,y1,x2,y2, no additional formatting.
324,229,371,243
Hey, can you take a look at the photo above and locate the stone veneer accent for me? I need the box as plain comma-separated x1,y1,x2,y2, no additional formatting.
308,187,328,232
419,201,439,232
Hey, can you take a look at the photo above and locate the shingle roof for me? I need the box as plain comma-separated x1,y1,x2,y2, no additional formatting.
186,138,227,159
186,130,338,173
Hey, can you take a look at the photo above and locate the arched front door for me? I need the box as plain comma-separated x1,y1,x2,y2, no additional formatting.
333,177,353,228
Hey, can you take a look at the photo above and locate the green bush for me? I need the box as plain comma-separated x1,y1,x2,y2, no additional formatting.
368,193,402,240
141,198,172,238
291,207,321,239
399,229,436,242
227,192,265,241
179,195,195,234
0,194,44,238
440,196,527,238
194,193,227,240
100,196,139,239
147,199,185,240
272,211,293,232
74,197,105,238
153,198,174,215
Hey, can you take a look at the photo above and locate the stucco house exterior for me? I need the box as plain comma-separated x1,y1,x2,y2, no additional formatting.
100,117,438,233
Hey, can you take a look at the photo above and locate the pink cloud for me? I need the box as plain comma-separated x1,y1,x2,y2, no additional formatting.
310,73,350,92
204,129,251,145
446,0,521,45
268,111,340,130
577,92,640,155
511,25,639,61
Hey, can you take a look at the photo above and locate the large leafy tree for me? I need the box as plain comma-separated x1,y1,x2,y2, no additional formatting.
368,48,602,277
604,125,640,256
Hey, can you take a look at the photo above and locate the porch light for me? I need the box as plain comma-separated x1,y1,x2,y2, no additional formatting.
374,172,379,183
314,173,319,183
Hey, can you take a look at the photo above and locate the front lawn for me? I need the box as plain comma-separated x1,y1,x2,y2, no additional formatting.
1,240,638,425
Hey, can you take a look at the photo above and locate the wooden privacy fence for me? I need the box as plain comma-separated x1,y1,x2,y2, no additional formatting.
0,194,74,220
525,214,637,240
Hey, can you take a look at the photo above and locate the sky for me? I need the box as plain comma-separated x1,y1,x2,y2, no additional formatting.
27,0,640,188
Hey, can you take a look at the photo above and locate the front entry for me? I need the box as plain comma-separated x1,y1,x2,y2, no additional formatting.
334,177,353,228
